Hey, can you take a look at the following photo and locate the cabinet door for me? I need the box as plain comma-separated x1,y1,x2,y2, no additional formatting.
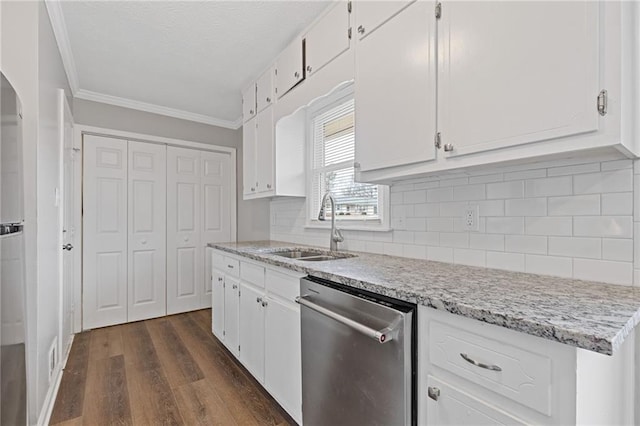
275,36,304,98
305,2,350,77
355,1,436,172
242,117,258,197
242,83,256,122
127,141,167,322
167,147,202,314
265,297,301,422
83,135,128,329
201,151,232,307
256,68,274,113
239,283,265,383
256,106,274,193
355,0,414,40
224,276,240,358
438,2,600,157
426,376,526,425
212,270,225,340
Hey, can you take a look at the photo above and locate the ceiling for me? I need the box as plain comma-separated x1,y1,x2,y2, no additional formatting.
51,1,332,128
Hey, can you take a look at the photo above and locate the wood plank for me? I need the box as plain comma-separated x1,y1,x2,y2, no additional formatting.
88,325,124,361
172,379,238,426
83,355,132,426
121,321,184,425
50,331,91,424
171,313,288,426
145,317,204,388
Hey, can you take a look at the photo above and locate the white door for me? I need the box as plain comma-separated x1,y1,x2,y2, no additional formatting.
127,141,166,321
83,135,128,329
256,67,274,113
212,270,225,340
239,283,265,383
167,147,202,314
276,36,304,98
305,2,350,76
224,276,240,357
426,376,526,425
242,117,257,196
242,83,257,122
200,151,232,308
60,92,75,349
438,1,600,157
355,0,436,172
355,0,414,40
256,106,274,193
265,297,301,422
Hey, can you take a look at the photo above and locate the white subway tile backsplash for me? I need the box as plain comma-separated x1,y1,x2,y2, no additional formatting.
503,169,546,181
505,235,547,254
470,234,505,251
548,237,601,259
505,198,547,217
548,194,600,216
414,203,439,217
427,246,453,263
486,251,525,272
573,259,633,286
454,248,486,267
404,190,427,204
525,217,572,236
477,200,505,217
427,217,454,232
487,181,524,199
440,202,468,217
525,176,573,197
383,243,404,256
393,231,415,244
601,159,632,171
469,173,504,184
574,216,633,238
440,232,469,248
486,217,524,234
405,218,427,232
602,238,633,262
525,255,573,278
414,231,439,246
440,177,469,187
427,187,454,203
403,244,427,259
547,162,600,177
453,184,486,201
601,192,632,215
574,169,633,194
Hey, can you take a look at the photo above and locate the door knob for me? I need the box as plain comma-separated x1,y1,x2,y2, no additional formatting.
62,243,73,251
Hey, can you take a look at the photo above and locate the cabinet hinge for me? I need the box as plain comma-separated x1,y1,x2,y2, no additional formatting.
435,2,442,19
347,1,352,13
348,27,352,40
434,132,442,149
597,89,608,116
275,68,278,76
238,345,241,352
223,330,226,336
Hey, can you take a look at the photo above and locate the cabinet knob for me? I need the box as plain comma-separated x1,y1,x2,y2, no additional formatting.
183,236,189,242
256,297,262,303
141,239,147,245
251,187,255,192
249,109,254,115
232,284,238,289
261,300,268,307
428,386,440,401
306,65,312,73
218,277,223,282
294,71,300,79
266,184,272,189
444,143,454,152
266,97,271,103
357,25,365,34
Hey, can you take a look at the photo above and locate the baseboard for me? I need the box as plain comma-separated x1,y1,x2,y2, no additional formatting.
36,334,75,426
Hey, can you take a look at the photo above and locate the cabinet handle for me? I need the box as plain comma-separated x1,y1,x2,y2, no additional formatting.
444,143,454,152
227,264,234,269
460,353,502,372
266,184,272,189
266,97,271,103
251,187,255,192
232,284,238,290
218,277,223,282
306,65,312,73
357,25,365,34
261,300,268,307
428,386,440,401
294,71,300,79
256,297,262,303
250,109,254,115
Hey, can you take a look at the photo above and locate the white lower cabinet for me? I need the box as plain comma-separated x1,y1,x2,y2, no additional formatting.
211,250,303,424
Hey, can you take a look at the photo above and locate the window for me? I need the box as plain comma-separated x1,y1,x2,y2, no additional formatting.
308,95,387,228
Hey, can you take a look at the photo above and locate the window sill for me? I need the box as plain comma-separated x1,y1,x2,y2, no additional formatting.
304,223,391,233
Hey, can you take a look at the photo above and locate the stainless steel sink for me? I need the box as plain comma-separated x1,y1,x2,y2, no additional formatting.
269,249,356,262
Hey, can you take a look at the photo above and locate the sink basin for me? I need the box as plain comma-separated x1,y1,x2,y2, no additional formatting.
268,249,357,262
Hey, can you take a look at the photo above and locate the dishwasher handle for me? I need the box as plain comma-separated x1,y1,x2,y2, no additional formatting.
295,295,398,344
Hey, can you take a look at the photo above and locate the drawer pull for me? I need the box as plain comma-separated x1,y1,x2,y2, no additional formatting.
460,353,502,372
227,264,234,269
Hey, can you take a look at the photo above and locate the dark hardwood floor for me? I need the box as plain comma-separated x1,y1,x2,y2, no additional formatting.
49,309,295,426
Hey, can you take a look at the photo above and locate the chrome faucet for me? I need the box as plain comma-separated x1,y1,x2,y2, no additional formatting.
318,192,344,252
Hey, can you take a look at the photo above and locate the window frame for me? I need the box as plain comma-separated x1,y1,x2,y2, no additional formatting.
305,85,390,232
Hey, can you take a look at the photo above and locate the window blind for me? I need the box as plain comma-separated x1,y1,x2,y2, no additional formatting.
311,98,379,220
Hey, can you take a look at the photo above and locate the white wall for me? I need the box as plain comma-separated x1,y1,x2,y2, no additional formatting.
271,155,639,287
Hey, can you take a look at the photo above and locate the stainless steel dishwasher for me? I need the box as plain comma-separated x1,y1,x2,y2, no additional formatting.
298,276,416,426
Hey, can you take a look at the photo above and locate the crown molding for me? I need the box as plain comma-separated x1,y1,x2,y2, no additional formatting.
75,89,242,129
45,0,80,94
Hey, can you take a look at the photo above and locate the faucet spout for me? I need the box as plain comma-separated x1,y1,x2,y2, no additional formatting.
318,192,343,251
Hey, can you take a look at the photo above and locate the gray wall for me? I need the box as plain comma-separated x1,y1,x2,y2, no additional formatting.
73,98,270,242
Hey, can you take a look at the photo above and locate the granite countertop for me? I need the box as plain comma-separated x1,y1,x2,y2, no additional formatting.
209,240,640,355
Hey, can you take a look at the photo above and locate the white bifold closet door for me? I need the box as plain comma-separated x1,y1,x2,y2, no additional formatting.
83,135,128,329
167,147,232,314
127,141,167,322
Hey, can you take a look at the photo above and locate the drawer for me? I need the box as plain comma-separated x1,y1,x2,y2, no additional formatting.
212,251,226,271
429,320,552,416
265,269,300,303
223,256,240,277
241,261,265,288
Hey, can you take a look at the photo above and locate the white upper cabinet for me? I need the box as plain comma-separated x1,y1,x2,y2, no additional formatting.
242,116,257,196
256,105,275,193
304,1,351,77
354,0,415,40
242,83,257,122
276,36,304,98
438,1,600,157
355,0,436,172
256,67,275,113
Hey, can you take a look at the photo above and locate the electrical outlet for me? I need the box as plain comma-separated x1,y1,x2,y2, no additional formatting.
464,205,479,231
